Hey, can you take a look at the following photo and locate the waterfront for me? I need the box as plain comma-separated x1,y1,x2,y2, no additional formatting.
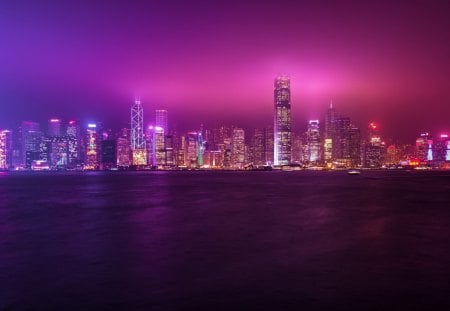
1,170,450,310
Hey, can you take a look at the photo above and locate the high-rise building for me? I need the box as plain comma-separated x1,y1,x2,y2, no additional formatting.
433,134,450,165
274,76,292,165
19,121,42,168
154,126,165,166
117,128,132,168
323,101,336,163
415,133,432,163
101,140,116,170
0,130,13,170
363,122,383,168
131,99,147,166
250,129,264,166
50,136,68,168
85,123,99,170
185,132,198,168
66,120,80,168
333,117,361,167
48,119,62,137
155,110,168,135
306,120,321,163
264,125,274,165
231,127,245,169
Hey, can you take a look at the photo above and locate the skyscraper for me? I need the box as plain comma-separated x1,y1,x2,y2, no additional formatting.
155,110,168,135
0,130,12,170
363,122,383,168
48,119,62,137
66,120,80,168
84,123,99,170
131,99,146,165
324,101,336,163
274,76,291,165
117,128,132,168
306,120,321,163
19,121,42,168
231,127,245,169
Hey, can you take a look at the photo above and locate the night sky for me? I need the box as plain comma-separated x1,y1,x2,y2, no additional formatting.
1,0,449,142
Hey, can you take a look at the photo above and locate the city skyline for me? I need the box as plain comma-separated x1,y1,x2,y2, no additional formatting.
1,1,450,141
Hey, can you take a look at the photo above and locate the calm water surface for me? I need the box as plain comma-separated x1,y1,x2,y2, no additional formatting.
1,170,450,310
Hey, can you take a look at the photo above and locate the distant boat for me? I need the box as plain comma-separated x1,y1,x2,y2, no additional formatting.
347,170,361,175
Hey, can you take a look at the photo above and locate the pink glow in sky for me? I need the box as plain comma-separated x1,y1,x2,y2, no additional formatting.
1,0,450,141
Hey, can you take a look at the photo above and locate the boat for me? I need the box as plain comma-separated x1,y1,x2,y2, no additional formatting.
347,169,361,175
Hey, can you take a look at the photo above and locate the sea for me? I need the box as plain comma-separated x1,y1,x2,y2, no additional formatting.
1,170,450,310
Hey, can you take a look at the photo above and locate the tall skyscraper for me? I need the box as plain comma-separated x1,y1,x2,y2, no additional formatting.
306,120,321,163
324,101,336,163
131,99,146,165
48,119,62,137
155,110,168,135
66,120,80,168
19,121,42,168
274,76,291,165
231,127,245,169
0,130,12,170
85,123,99,170
117,128,132,167
363,122,383,168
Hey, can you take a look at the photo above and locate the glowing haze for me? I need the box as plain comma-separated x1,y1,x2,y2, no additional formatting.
1,0,449,141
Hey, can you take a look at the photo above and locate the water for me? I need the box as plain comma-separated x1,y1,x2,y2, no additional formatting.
1,170,450,310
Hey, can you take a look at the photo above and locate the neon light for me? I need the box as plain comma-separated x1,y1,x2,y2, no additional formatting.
88,124,97,128
50,119,60,123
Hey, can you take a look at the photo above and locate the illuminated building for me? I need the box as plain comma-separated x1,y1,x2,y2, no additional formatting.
155,110,168,135
231,127,245,168
264,125,274,165
433,134,450,165
415,133,432,163
324,101,336,163
306,120,321,163
50,136,68,168
385,145,401,165
274,76,292,165
176,135,186,167
48,118,62,137
250,129,264,166
202,150,223,168
101,140,116,170
363,122,383,168
0,130,12,169
131,99,147,166
85,123,99,170
19,121,43,168
66,121,80,168
334,117,361,167
154,126,165,166
165,135,174,166
197,130,205,167
291,132,303,164
117,128,131,168
185,132,198,168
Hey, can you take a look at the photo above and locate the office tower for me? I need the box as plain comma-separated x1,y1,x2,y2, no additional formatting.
85,123,99,170
117,128,132,168
264,125,274,165
250,129,264,166
433,134,450,165
324,101,336,163
185,132,198,168
231,127,245,169
0,130,12,169
131,99,147,165
363,122,383,168
155,110,168,135
154,126,165,166
101,140,116,170
415,133,432,163
66,120,80,168
274,76,291,165
50,136,69,168
306,120,321,163
48,119,62,137
176,135,186,167
333,117,361,167
291,132,303,164
349,126,361,166
165,135,174,166
385,145,401,166
19,121,43,168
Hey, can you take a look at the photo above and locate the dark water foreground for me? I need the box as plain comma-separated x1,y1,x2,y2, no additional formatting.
1,170,450,310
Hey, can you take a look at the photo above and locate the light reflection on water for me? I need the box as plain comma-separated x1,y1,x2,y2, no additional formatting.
0,170,450,310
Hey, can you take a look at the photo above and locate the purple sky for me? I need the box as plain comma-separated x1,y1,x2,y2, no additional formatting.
1,0,450,142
